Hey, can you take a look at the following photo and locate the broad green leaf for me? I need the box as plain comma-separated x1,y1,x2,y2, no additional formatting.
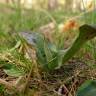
77,80,96,96
35,33,48,67
3,64,24,77
36,49,47,67
19,32,46,66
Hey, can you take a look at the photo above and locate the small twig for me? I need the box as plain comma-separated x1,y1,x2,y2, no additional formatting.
15,76,24,86
69,79,78,96
63,70,81,84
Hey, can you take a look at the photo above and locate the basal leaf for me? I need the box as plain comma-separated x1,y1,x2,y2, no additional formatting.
3,64,24,77
77,80,96,96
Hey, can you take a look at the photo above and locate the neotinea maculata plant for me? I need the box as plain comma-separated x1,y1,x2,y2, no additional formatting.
19,24,96,71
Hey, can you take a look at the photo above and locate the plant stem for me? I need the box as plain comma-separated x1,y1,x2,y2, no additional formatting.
62,36,84,64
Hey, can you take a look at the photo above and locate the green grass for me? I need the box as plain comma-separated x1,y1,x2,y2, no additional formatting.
0,4,96,95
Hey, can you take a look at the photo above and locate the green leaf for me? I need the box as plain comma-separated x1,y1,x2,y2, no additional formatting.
43,40,55,70
36,49,46,66
44,41,53,62
35,33,47,67
55,50,65,69
0,84,5,93
77,80,96,96
10,40,21,51
19,32,46,66
48,42,58,53
3,64,24,77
